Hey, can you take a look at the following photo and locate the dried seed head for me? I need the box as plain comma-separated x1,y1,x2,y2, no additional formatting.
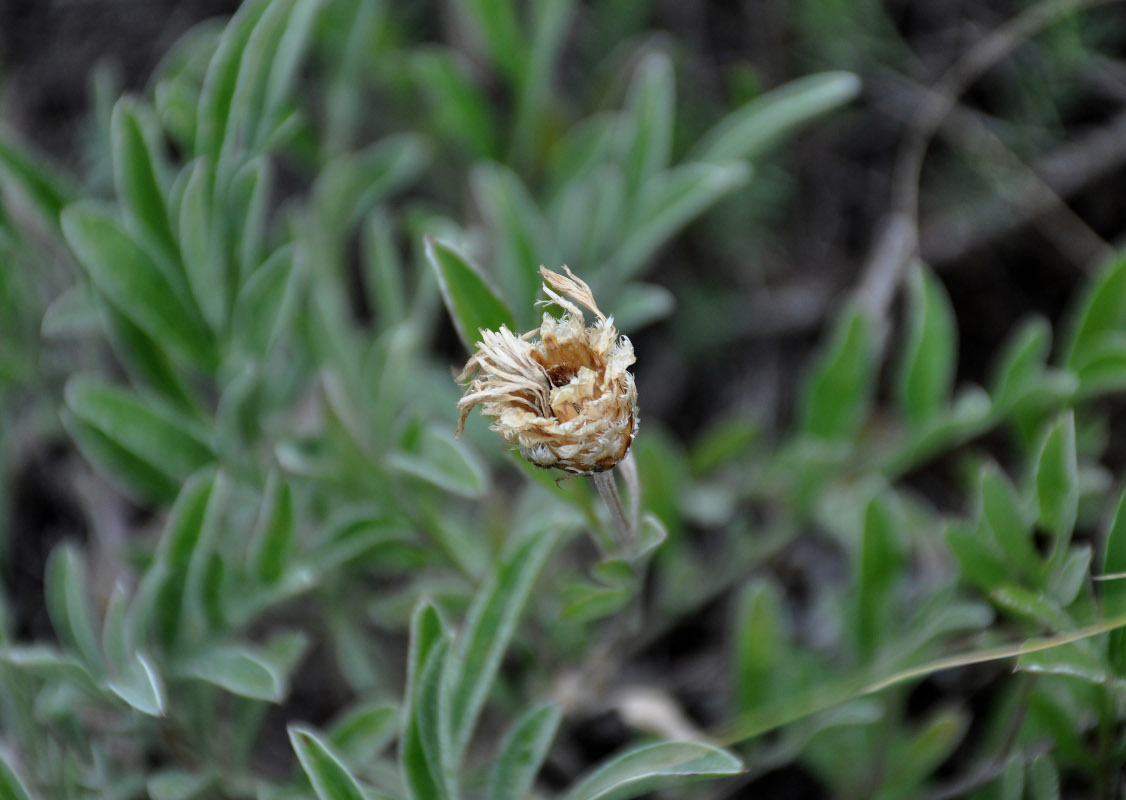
456,266,638,475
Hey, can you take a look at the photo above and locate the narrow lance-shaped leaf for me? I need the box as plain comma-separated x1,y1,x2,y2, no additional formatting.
62,202,216,371
560,741,743,800
289,724,367,800
1103,485,1126,673
896,265,957,427
487,704,562,800
1061,251,1126,370
64,378,214,499
449,531,558,758
1036,411,1078,550
621,51,674,196
181,644,285,702
248,469,294,585
403,637,452,800
733,580,784,713
855,497,904,658
400,601,451,800
328,703,399,767
980,464,1040,583
425,236,516,353
691,71,861,163
0,129,75,229
45,544,103,677
196,0,271,163
111,99,178,261
799,304,875,441
609,161,750,284
178,158,227,333
0,752,36,800
470,163,558,321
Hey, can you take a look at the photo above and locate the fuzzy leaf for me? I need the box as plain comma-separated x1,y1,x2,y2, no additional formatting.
692,71,861,163
62,202,215,370
560,741,743,800
897,266,957,427
487,704,561,800
449,532,557,757
1036,412,1078,547
425,236,516,353
289,725,367,800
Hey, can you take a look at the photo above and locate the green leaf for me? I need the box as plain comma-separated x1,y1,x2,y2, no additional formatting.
609,161,750,283
945,520,1010,592
196,0,271,163
410,47,497,160
470,163,557,320
1049,544,1090,606
622,51,674,196
1062,250,1126,370
64,378,213,501
106,652,166,717
1018,642,1108,686
1029,754,1060,800
424,236,516,352
228,156,272,282
362,208,407,330
111,99,177,261
560,741,742,800
41,283,100,339
62,202,215,370
0,751,36,800
882,709,968,795
401,602,451,800
980,464,1040,582
133,472,215,647
896,265,957,427
181,644,285,702
146,770,213,800
989,316,1051,410
101,582,130,675
248,470,294,585
328,702,399,767
1036,411,1078,547
219,0,319,167
0,646,95,689
315,134,430,237
1103,485,1126,672
561,583,632,622
232,243,302,357
389,423,489,499
1071,331,1126,396
692,71,861,163
799,305,874,441
487,704,561,800
734,579,784,713
990,585,1070,631
611,282,675,332
449,532,557,758
45,544,103,676
178,158,226,332
856,496,904,658
0,128,74,230
102,307,200,414
461,0,527,82
289,725,367,800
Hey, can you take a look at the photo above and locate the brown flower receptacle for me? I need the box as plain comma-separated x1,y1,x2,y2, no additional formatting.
456,266,638,476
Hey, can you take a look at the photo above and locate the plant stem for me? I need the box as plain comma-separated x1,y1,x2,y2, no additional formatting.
589,469,636,556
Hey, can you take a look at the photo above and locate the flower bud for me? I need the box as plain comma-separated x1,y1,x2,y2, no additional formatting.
456,267,638,475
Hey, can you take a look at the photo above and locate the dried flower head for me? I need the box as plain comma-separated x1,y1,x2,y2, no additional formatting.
456,266,638,475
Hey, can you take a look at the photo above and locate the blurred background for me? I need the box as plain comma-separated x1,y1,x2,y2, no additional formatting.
2,1,1126,798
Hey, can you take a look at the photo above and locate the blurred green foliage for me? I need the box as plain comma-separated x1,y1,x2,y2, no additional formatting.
0,0,1124,799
